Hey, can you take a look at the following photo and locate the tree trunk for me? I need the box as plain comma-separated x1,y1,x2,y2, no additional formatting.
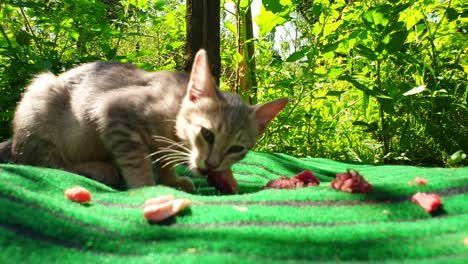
235,1,257,104
184,0,221,85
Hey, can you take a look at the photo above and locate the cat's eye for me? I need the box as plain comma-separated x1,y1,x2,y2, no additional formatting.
200,127,214,144
228,145,245,154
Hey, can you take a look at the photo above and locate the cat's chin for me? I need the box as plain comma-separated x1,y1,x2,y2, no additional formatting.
193,168,209,176
193,168,224,177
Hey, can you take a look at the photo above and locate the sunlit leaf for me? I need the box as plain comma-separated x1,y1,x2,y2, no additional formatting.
69,31,80,41
449,150,467,165
403,85,426,96
254,5,287,37
233,52,243,64
224,22,237,34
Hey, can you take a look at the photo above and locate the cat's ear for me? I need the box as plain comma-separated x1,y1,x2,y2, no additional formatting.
252,97,288,134
187,49,216,102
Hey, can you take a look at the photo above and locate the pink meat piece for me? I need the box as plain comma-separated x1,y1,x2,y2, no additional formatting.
411,192,442,213
143,195,191,222
409,177,428,185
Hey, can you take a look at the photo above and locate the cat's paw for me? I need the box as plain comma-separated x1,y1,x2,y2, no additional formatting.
164,176,195,193
177,177,196,193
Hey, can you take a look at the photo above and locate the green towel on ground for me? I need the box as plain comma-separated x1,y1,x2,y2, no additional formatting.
1,151,467,263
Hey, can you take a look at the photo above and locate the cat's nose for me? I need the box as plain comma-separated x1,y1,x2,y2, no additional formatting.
205,159,219,170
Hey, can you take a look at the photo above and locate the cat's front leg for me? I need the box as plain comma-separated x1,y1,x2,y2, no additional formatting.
100,127,155,188
156,165,195,193
67,161,121,188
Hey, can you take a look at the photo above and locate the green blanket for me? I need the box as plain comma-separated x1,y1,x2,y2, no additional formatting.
1,151,467,263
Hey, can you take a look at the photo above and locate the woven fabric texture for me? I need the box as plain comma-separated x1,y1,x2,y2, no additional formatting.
1,151,467,263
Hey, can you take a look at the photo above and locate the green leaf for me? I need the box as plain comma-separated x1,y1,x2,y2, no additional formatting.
69,31,80,41
385,31,408,53
153,1,166,11
254,5,287,37
338,74,374,95
363,91,369,117
322,42,339,53
224,22,237,34
167,41,184,50
449,150,467,165
233,52,243,64
134,49,154,58
262,0,292,13
446,7,459,21
328,67,344,78
286,47,310,62
354,45,378,60
378,97,395,114
325,91,345,97
363,6,390,30
128,0,148,9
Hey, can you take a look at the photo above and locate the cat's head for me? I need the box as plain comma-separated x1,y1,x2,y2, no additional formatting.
176,49,288,175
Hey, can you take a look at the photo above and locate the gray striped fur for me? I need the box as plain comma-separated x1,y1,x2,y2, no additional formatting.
10,50,288,192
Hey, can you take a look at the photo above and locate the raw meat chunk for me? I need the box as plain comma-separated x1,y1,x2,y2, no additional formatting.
263,170,320,189
409,177,428,185
143,195,191,222
65,185,92,203
330,170,372,193
207,169,239,194
411,192,442,213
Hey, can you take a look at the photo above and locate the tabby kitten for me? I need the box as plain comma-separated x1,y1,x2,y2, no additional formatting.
10,49,288,192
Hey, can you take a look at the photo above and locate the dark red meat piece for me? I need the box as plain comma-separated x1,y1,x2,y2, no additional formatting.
330,170,372,193
294,170,320,186
263,170,320,189
207,169,239,194
411,192,442,213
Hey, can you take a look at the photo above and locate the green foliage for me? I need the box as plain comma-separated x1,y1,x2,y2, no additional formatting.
0,0,185,139
252,0,467,166
0,0,466,167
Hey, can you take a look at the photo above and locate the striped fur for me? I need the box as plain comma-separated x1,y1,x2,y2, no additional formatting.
10,50,288,191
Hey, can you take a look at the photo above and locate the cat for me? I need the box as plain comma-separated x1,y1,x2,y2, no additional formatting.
4,49,288,192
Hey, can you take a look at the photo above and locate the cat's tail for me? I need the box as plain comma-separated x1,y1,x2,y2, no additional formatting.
0,139,12,163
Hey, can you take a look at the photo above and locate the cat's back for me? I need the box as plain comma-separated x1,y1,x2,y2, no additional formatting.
60,61,189,95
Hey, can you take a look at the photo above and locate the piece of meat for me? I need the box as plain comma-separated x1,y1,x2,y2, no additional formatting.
263,170,320,189
207,169,239,194
144,194,175,207
143,195,191,222
411,192,442,213
409,177,428,185
263,176,302,189
294,170,320,186
330,170,372,193
64,185,92,203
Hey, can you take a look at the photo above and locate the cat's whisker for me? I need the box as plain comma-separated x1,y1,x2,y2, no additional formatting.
152,135,191,153
149,149,191,160
146,144,191,159
155,153,190,163
158,156,190,168
151,147,190,155
161,160,189,168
